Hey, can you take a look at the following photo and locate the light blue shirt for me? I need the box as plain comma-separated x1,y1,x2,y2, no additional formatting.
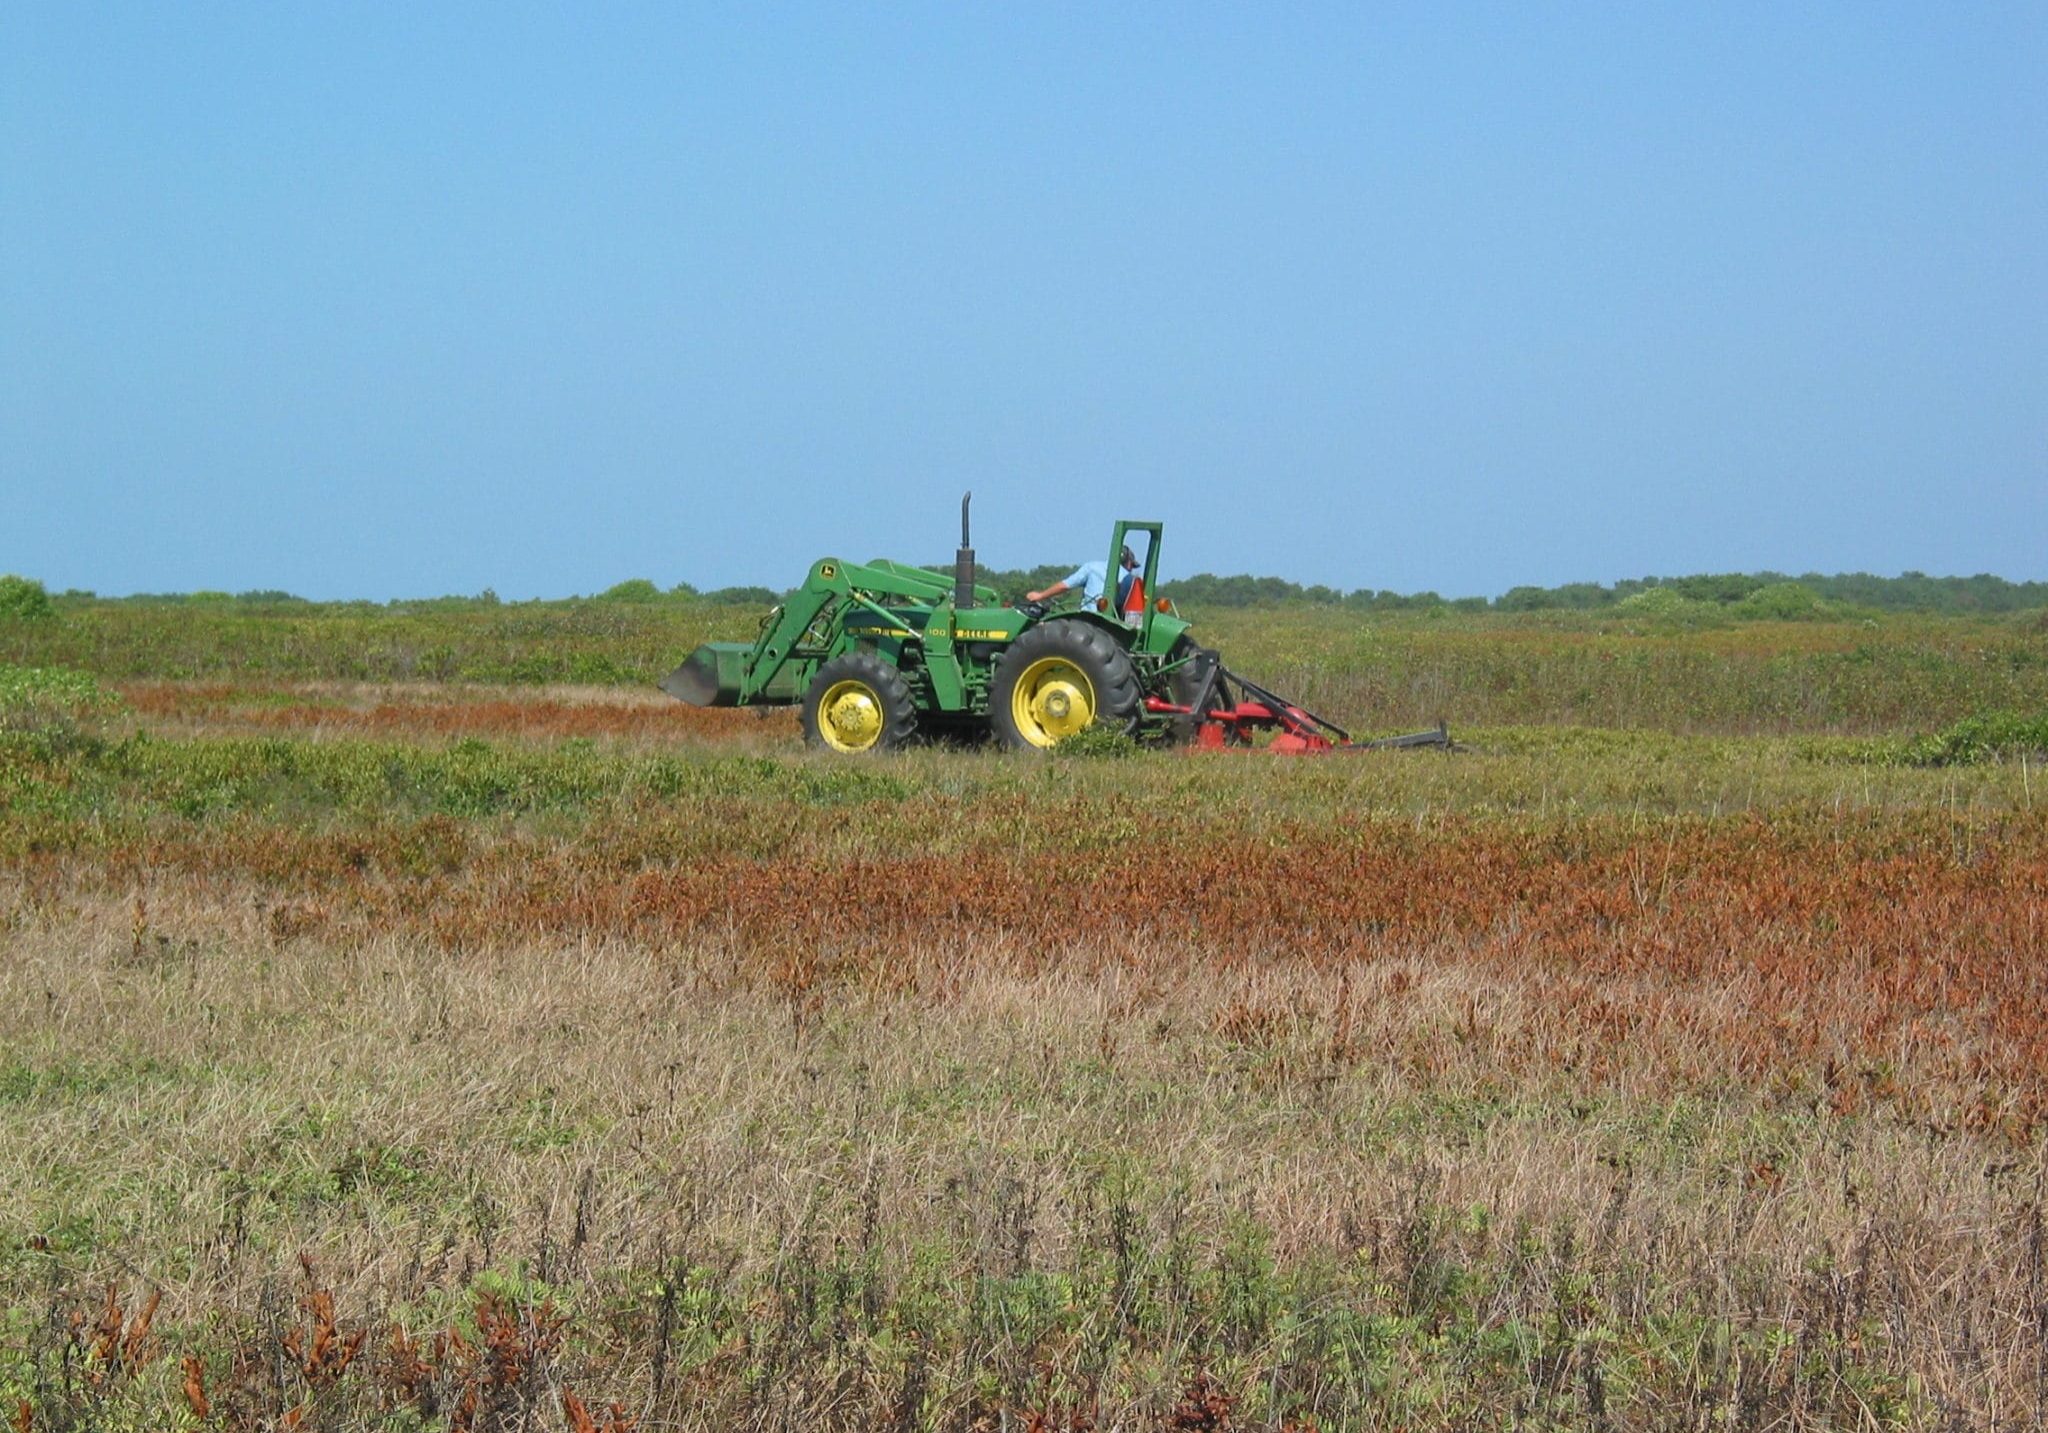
1062,560,1108,602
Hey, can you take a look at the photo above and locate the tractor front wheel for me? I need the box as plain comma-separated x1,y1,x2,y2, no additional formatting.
801,653,918,753
990,621,1140,750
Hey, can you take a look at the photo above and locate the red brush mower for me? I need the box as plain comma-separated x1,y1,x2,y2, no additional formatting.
1144,651,1454,755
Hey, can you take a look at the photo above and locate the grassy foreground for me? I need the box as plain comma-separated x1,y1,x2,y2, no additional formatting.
2,605,2047,1429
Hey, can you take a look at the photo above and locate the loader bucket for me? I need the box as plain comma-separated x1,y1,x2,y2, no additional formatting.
660,642,751,707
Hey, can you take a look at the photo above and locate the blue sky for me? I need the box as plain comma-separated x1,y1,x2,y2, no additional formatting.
4,3,2043,600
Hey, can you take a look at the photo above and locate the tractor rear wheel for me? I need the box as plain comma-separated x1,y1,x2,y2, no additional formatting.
991,621,1140,750
801,653,918,753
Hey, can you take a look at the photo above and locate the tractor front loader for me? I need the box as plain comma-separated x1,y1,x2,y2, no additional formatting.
660,495,1450,755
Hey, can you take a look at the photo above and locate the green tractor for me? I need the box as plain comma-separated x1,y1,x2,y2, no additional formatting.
661,494,1216,751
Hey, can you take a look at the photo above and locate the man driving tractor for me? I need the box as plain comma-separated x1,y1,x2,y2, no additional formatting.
1026,543,1145,618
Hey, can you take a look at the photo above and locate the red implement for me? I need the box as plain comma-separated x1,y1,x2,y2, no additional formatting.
1145,666,1451,755
1151,696,1338,754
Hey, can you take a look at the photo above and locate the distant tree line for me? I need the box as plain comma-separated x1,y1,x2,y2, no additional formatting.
976,566,2048,614
1490,571,2048,615
37,579,786,610
959,566,1487,610
18,567,2046,616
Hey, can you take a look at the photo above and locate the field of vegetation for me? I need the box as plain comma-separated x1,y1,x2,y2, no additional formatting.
3,585,2048,1430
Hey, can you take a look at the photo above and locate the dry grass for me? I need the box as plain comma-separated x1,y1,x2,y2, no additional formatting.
7,887,2048,1426
116,681,798,752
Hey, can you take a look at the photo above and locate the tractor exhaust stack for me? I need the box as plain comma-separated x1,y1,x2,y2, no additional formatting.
954,491,976,610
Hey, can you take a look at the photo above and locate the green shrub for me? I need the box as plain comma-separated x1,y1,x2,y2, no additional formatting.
1053,725,1142,759
1615,588,1715,622
0,575,53,622
0,664,114,713
1902,710,2048,767
704,585,781,606
1734,582,1831,621
0,664,122,754
595,578,663,604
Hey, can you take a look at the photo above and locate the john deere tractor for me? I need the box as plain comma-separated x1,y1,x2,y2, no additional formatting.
660,495,1217,751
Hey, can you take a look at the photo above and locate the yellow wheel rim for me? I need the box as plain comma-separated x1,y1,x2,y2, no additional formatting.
1009,657,1096,748
818,679,885,752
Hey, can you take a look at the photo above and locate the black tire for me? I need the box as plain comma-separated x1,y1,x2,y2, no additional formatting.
800,653,918,753
990,620,1141,750
1164,636,1230,745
